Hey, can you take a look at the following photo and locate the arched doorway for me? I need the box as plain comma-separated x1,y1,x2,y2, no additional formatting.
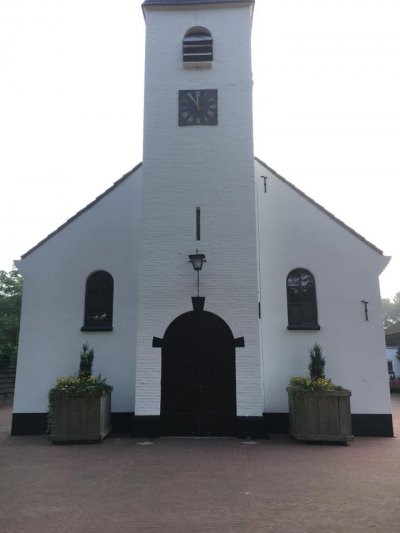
160,309,237,436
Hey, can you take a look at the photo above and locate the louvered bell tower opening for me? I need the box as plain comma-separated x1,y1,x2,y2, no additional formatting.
183,27,213,64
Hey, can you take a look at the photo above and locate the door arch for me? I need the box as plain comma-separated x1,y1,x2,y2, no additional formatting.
160,310,237,436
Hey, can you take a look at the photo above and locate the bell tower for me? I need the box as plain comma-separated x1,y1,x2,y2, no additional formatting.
134,0,264,436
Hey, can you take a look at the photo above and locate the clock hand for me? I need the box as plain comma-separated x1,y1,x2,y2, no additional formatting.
188,92,201,111
188,93,198,106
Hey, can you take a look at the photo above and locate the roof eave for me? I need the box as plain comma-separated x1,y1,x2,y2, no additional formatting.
143,0,254,5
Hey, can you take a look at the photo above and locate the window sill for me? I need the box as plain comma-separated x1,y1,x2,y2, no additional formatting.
81,325,113,332
183,61,213,69
287,324,321,331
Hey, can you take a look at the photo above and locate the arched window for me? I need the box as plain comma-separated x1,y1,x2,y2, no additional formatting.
183,27,213,64
286,268,320,330
81,271,114,331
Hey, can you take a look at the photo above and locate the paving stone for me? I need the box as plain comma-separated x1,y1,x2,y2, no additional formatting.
1,396,399,532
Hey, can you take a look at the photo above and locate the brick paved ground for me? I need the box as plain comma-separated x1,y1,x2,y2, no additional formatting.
1,396,400,533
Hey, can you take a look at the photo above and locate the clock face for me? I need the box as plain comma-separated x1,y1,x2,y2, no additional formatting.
179,89,218,126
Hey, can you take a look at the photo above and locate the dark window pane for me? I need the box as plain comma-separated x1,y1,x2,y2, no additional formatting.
287,286,301,303
300,272,314,288
302,303,317,324
287,274,300,289
288,304,302,325
83,271,114,329
287,268,318,328
301,286,315,303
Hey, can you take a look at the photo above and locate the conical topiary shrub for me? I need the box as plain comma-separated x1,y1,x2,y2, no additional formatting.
308,343,325,380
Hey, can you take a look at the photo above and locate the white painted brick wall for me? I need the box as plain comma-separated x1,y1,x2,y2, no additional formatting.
255,159,392,416
14,169,143,413
136,3,263,417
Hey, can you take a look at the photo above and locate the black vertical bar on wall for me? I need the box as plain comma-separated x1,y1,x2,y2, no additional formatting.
361,300,369,321
196,207,201,241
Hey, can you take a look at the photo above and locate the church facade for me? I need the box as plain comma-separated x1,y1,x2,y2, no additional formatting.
12,0,393,437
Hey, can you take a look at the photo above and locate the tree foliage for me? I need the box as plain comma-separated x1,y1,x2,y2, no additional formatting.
382,292,400,328
0,267,23,367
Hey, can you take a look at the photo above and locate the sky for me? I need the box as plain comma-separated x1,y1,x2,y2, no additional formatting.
1,0,399,299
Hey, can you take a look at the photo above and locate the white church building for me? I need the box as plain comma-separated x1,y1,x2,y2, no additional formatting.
12,0,393,437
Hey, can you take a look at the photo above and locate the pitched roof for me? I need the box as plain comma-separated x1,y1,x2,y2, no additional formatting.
385,322,400,337
21,163,142,260
255,157,384,256
385,322,400,347
20,157,384,260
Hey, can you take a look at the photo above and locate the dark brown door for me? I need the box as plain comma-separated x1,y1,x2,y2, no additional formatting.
161,311,236,436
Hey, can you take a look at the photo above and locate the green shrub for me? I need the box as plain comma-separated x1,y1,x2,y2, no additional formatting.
308,343,326,380
78,342,94,380
289,343,341,392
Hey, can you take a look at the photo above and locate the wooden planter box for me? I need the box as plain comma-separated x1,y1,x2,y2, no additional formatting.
287,388,353,443
50,391,111,443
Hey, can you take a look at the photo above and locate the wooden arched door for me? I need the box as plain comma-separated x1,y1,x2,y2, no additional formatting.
160,310,237,436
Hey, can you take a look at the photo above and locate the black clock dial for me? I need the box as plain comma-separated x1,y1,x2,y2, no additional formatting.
179,89,218,126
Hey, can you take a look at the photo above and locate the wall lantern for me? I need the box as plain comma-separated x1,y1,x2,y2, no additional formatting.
188,249,206,297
